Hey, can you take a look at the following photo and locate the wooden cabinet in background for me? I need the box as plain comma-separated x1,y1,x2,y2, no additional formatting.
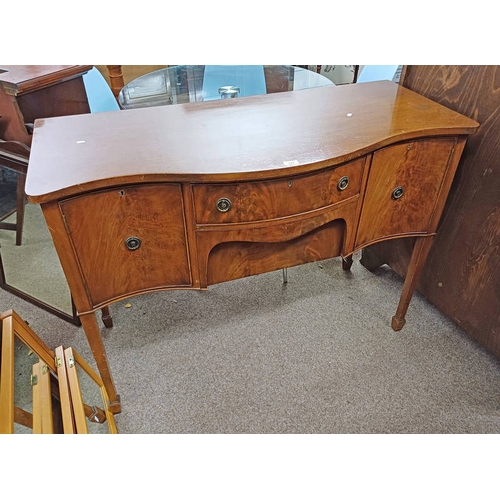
0,65,92,246
0,65,92,146
361,66,500,360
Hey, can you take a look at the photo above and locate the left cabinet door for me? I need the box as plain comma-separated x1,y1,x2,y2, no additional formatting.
60,183,192,307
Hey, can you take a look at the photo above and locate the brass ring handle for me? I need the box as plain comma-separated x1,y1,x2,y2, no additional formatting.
337,176,349,191
125,236,142,251
392,186,404,200
216,197,232,213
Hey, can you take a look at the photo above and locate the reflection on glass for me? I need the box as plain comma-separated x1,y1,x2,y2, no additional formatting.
0,166,74,319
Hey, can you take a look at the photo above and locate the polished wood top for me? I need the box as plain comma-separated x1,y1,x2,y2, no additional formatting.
25,80,479,203
0,65,92,94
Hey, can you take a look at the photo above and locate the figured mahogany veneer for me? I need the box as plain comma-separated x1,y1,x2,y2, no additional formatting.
59,184,192,307
356,137,458,246
192,158,364,224
25,81,479,413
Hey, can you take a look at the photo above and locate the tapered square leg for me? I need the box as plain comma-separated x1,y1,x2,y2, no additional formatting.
391,236,434,331
79,313,121,413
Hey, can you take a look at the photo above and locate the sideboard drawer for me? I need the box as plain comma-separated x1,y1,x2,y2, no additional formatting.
59,184,192,307
192,158,365,225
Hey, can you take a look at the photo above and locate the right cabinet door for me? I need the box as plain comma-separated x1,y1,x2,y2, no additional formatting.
355,137,457,248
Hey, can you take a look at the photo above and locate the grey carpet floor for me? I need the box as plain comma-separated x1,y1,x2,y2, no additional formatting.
1,246,499,434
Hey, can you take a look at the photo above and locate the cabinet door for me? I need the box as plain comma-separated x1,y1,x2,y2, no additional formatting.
355,138,456,248
60,184,192,307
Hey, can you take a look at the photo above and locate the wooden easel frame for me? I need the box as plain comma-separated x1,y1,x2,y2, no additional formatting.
54,345,75,433
31,361,54,433
64,347,118,434
0,310,59,433
31,362,42,433
0,309,116,433
0,313,16,433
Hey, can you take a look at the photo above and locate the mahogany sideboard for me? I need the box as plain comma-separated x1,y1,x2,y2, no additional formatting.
24,81,479,413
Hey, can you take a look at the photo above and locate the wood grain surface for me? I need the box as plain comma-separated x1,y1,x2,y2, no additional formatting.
25,81,478,203
356,138,456,246
193,158,364,225
206,220,345,284
60,184,192,307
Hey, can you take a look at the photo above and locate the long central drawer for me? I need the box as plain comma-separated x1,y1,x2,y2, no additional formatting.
192,157,365,225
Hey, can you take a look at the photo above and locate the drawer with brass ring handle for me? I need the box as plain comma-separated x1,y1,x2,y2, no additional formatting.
392,186,404,200
192,157,365,224
216,197,232,213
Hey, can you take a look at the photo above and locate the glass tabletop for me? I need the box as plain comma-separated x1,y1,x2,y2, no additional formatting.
118,65,334,110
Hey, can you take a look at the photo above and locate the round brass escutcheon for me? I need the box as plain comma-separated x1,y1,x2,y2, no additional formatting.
216,197,232,213
392,186,404,200
125,236,142,251
337,176,349,191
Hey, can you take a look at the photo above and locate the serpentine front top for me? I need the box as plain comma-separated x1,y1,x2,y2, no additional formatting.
25,80,478,204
